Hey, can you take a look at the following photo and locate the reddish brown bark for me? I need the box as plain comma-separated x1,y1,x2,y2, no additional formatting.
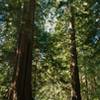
8,0,35,100
69,6,81,100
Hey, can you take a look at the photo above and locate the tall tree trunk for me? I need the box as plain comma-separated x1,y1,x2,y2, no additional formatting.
69,5,81,100
8,0,35,100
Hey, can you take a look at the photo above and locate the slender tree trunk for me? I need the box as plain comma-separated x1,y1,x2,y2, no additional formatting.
69,5,81,100
8,0,35,100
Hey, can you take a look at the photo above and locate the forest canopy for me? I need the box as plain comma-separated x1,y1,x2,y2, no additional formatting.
0,0,100,100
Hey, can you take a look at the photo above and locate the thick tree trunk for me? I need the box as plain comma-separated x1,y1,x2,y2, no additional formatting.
8,0,35,100
69,6,81,100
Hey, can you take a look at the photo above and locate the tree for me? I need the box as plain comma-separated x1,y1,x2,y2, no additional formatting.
0,0,100,99
8,0,35,100
69,4,81,100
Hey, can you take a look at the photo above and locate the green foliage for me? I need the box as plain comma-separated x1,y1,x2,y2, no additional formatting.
0,0,100,99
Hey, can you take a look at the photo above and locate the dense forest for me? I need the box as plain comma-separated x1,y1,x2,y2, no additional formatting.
0,0,100,100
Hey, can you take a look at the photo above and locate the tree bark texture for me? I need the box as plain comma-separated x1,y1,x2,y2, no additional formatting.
69,5,81,100
8,0,35,100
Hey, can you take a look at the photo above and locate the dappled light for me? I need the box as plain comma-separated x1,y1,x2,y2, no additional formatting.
0,0,100,100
